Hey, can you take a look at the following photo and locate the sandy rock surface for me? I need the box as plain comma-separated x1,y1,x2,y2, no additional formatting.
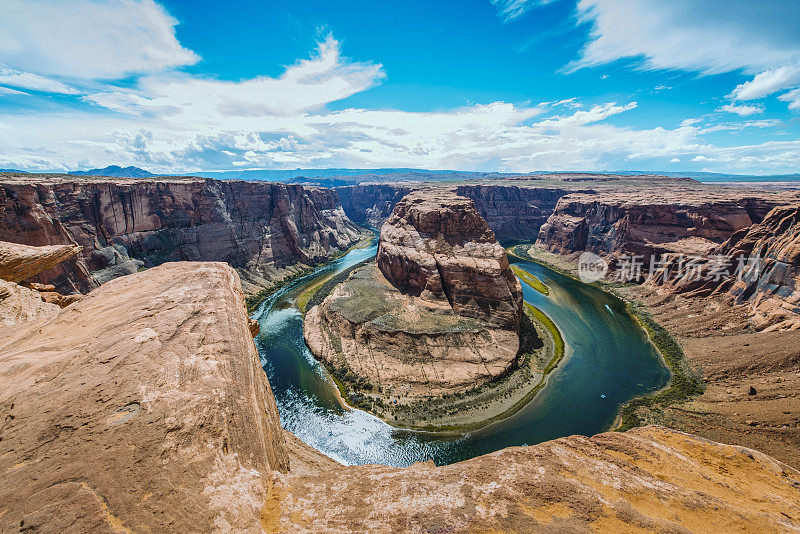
0,240,80,283
0,262,288,533
276,425,800,533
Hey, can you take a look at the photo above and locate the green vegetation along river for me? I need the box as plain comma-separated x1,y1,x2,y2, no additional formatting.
252,240,670,466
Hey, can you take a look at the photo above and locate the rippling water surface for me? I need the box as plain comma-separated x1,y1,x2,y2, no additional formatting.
253,241,670,466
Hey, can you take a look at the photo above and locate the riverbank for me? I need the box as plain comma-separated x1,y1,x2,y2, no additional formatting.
300,254,567,434
506,244,704,432
246,231,375,311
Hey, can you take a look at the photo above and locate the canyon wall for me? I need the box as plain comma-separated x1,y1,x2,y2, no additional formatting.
647,205,800,331
1,259,799,531
0,175,363,295
336,183,571,241
536,191,785,258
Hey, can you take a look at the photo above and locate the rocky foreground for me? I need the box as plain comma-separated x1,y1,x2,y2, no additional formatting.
1,254,799,532
304,191,527,425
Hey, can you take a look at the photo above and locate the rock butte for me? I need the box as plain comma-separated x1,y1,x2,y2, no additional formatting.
304,191,525,409
1,262,799,532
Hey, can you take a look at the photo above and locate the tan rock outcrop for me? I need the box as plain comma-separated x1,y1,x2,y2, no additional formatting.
305,191,524,411
304,264,520,399
277,426,800,533
377,190,522,328
0,279,59,326
0,262,288,532
0,240,80,283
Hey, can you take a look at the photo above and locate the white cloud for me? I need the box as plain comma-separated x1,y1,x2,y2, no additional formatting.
0,86,28,96
0,0,198,79
717,103,763,116
569,0,800,75
491,0,556,23
670,157,680,163
779,88,800,110
729,65,800,100
0,66,79,95
565,0,800,111
84,36,384,119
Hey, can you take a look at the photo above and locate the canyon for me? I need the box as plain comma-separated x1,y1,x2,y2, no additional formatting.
0,173,364,297
4,172,800,531
1,244,798,532
303,191,535,428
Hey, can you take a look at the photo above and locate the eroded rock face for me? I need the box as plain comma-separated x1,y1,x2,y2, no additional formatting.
0,241,80,283
537,191,784,258
304,191,524,409
0,279,60,326
2,260,799,532
0,175,363,295
304,264,520,399
336,183,570,240
648,205,800,331
277,426,800,532
0,263,288,532
377,190,522,329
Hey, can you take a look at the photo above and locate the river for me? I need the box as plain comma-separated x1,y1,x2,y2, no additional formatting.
252,240,670,466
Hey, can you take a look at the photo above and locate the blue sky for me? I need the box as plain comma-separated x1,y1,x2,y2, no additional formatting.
0,0,798,174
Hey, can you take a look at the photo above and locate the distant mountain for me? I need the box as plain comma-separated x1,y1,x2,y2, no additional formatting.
192,168,516,182
0,168,27,173
69,165,156,178
608,170,800,182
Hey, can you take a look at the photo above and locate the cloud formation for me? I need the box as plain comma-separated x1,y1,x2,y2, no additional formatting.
718,104,763,117
0,0,198,79
0,66,79,95
0,0,798,175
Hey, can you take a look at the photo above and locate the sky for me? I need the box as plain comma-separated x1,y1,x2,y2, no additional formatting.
0,0,799,175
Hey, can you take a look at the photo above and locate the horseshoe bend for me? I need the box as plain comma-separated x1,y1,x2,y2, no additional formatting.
1,173,800,532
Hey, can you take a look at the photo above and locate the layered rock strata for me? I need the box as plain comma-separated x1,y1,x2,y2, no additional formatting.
0,174,363,296
0,240,82,326
0,241,81,283
1,261,799,532
305,191,523,406
537,190,786,259
648,205,800,331
377,190,523,328
336,183,572,240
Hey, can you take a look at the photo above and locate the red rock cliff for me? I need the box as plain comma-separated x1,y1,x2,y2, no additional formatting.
0,174,363,294
377,190,522,329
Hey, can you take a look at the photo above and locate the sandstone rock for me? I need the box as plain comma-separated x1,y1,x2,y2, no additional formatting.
305,191,524,410
275,426,800,532
536,190,785,259
336,183,571,240
646,205,800,331
0,176,364,295
0,279,59,326
304,264,520,399
376,190,522,328
0,240,80,283
2,258,799,532
249,317,260,337
0,262,288,532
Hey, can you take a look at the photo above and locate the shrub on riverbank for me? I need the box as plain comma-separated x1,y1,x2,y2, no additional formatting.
617,304,705,431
